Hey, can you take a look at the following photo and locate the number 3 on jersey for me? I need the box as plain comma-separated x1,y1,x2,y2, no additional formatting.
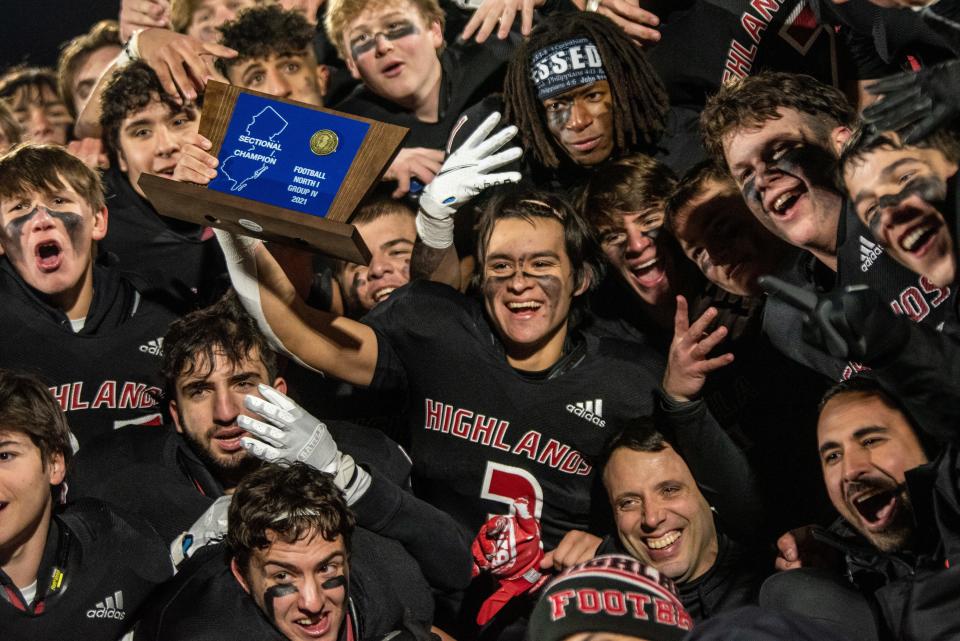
480,461,544,519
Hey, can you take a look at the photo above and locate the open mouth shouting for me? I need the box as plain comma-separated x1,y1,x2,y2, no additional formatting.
629,257,665,289
849,485,899,531
293,610,331,638
35,240,63,272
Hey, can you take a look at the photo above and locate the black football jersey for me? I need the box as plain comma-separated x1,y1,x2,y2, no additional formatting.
0,500,171,641
363,281,665,546
0,260,177,446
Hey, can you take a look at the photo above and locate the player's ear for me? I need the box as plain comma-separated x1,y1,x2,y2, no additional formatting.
169,399,184,434
273,377,287,395
230,557,252,594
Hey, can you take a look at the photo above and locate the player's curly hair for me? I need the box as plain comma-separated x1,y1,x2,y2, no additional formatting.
228,461,355,573
216,4,317,77
56,19,121,118
504,12,667,171
700,71,857,165
100,61,185,158
161,291,279,402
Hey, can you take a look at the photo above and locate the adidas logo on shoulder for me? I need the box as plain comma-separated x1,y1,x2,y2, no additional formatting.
139,337,164,356
566,399,606,427
87,590,125,620
860,236,883,272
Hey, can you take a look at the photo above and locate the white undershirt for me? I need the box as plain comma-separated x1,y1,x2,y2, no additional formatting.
18,579,37,606
69,317,86,333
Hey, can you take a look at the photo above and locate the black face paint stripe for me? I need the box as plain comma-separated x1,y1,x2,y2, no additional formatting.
264,584,299,622
321,575,347,590
350,22,419,60
546,104,571,129
3,206,85,263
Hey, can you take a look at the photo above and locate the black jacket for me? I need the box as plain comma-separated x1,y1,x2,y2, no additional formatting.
0,257,177,446
0,499,171,641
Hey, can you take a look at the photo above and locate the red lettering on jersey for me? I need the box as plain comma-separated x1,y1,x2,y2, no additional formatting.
424,399,443,430
724,39,757,80
70,382,89,410
440,404,453,433
603,590,627,615
655,598,677,625
49,384,69,410
750,0,780,21
491,421,512,451
513,430,542,460
626,592,651,619
537,438,570,467
741,13,768,44
470,414,498,446
560,450,583,473
677,608,694,630
451,408,474,438
549,590,575,619
577,588,601,614
139,386,160,408
119,382,145,409
92,381,117,409
919,276,950,307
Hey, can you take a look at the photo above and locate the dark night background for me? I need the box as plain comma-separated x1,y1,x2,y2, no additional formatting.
1,0,118,71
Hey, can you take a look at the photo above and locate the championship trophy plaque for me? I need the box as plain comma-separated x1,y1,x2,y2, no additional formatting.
139,81,408,263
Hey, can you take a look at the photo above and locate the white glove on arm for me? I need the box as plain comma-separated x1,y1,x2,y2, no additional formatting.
214,229,319,374
238,384,371,505
171,494,232,566
416,111,523,248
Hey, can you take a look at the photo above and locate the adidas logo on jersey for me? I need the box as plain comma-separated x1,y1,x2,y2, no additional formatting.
860,236,883,272
566,399,605,427
139,337,164,356
86,590,125,620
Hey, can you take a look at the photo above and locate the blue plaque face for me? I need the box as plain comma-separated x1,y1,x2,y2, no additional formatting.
207,93,370,217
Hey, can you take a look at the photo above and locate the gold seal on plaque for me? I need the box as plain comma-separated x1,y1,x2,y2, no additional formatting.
310,129,339,156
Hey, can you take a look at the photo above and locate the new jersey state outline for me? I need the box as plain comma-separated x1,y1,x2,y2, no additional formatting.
221,106,288,192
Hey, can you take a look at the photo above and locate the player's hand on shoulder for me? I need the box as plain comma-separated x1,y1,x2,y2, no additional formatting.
573,0,660,46
138,28,237,103
540,529,602,571
662,295,734,403
172,133,219,184
384,147,445,198
462,0,544,42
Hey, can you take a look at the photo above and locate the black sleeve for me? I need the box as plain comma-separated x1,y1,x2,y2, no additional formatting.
842,24,900,80
350,472,473,593
875,321,960,446
654,392,764,542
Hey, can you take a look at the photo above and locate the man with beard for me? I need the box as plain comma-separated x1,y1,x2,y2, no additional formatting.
764,374,960,640
701,71,957,380
0,144,177,445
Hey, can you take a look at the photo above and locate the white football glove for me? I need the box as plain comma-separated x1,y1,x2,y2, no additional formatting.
171,494,232,566
416,111,523,248
238,384,371,504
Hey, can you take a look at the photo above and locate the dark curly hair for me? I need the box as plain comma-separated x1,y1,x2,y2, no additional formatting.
161,291,278,402
700,71,857,164
216,4,316,77
99,60,184,158
228,461,355,573
504,12,667,171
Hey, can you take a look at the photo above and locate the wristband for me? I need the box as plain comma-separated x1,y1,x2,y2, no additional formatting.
415,208,455,249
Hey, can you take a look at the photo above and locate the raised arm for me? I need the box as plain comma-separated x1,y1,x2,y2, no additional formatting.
216,231,380,385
